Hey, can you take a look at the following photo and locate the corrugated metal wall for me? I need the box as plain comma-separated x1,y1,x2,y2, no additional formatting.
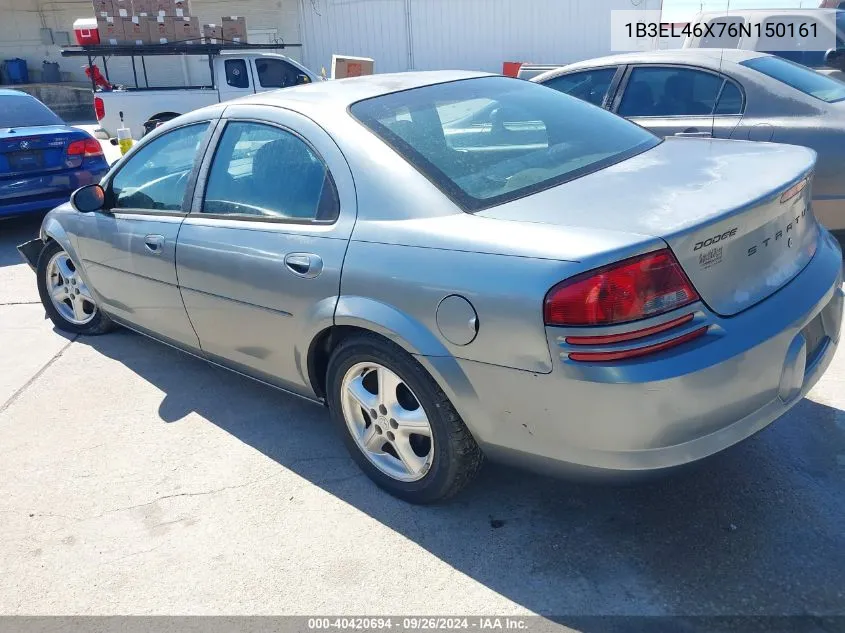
300,0,663,75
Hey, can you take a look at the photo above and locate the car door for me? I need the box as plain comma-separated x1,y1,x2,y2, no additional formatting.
537,66,624,109
612,65,728,138
175,104,356,397
217,58,256,102
73,117,216,349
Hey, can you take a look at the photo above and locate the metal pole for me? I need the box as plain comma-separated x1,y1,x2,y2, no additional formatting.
141,55,149,87
404,0,414,71
103,56,110,82
131,54,138,87
87,53,96,91
208,52,215,89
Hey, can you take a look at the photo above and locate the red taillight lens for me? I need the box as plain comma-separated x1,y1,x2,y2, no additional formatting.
67,138,103,158
94,96,105,121
544,249,699,327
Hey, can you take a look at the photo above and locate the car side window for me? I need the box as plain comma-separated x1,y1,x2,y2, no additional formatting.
110,123,209,212
714,81,743,115
541,68,618,107
256,58,305,88
225,59,249,88
202,121,339,221
618,67,724,117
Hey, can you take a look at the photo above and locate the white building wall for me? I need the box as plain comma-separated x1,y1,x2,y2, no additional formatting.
300,0,663,76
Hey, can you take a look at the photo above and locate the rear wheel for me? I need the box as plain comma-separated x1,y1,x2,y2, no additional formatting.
327,334,483,503
36,241,113,335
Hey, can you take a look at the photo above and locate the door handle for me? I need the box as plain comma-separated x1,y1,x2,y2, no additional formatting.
144,234,165,254
674,128,712,138
284,252,323,279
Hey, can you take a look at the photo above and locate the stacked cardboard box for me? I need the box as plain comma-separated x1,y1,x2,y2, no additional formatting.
201,23,222,44
123,16,148,44
96,15,123,44
220,16,247,43
173,16,201,44
149,15,175,43
93,0,195,44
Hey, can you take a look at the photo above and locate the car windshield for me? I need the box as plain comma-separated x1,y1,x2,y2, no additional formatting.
350,76,660,211
741,55,845,103
0,94,64,128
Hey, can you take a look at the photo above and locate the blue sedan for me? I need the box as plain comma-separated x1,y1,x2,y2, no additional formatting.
1,89,109,219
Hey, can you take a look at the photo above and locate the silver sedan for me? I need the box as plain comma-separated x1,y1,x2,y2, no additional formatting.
533,49,845,231
18,71,845,503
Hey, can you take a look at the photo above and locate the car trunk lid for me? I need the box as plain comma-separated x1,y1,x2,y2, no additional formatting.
478,138,819,316
0,125,89,177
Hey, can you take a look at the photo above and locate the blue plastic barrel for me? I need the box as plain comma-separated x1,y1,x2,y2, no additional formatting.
4,59,29,84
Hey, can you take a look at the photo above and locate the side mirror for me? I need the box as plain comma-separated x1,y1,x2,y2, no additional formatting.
296,73,311,85
71,184,106,213
824,48,845,71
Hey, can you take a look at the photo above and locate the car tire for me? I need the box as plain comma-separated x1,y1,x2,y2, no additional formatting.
327,333,484,504
36,240,114,336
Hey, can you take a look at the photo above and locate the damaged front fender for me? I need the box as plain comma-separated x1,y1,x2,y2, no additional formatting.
16,238,45,272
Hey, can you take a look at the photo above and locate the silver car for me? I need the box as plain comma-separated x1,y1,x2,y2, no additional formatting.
532,49,845,231
17,71,845,503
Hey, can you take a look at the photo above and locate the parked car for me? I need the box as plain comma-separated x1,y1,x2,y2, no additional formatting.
90,51,319,139
18,72,844,503
1,89,109,219
682,8,845,80
533,49,845,231
516,64,564,80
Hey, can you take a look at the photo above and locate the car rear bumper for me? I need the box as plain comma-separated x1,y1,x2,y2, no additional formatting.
430,229,844,477
0,166,107,218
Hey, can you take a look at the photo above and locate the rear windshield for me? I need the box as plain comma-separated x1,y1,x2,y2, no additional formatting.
0,94,64,128
350,76,660,211
741,55,845,103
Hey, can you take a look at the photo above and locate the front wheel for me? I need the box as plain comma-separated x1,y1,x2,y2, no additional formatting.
327,334,483,503
36,241,113,335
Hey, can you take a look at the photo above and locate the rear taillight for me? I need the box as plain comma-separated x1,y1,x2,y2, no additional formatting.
544,249,698,327
67,138,103,158
94,96,105,121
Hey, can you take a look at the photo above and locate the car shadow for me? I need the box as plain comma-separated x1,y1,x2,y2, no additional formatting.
76,330,845,621
0,215,43,268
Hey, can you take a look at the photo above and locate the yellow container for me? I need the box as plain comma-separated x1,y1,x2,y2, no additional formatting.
117,127,134,155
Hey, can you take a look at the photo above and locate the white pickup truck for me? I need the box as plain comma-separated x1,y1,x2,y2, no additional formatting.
63,45,320,138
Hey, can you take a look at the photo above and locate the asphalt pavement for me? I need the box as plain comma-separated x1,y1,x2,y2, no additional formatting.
0,209,844,627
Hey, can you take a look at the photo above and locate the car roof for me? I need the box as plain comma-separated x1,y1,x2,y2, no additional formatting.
236,70,491,110
0,88,31,97
533,49,768,80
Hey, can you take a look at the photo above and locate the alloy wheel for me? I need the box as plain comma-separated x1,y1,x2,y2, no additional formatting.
45,251,97,326
340,362,434,482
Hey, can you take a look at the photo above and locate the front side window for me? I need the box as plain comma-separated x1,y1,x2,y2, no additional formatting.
256,58,303,88
541,68,619,107
742,55,845,103
618,67,724,117
202,121,339,221
350,76,660,211
225,59,249,88
110,123,209,211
